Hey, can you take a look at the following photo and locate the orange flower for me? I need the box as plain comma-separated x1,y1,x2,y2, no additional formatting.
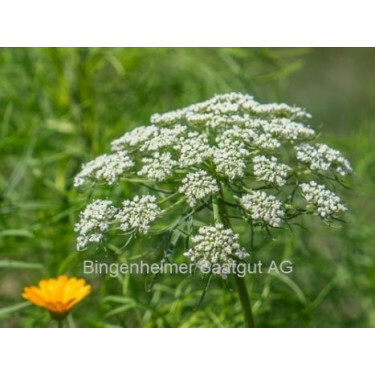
22,275,91,318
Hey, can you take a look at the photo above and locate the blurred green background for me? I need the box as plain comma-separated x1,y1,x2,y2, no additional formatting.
0,48,374,327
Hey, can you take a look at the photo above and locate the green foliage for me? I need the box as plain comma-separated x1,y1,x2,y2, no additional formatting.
0,47,374,327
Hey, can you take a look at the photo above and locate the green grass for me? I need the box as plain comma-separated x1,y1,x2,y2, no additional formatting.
1,47,374,327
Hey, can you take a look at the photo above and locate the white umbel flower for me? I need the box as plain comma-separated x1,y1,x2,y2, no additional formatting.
252,132,281,150
260,118,315,141
151,93,311,128
151,108,187,127
250,102,312,120
295,143,352,176
178,170,219,207
138,152,177,181
174,132,213,168
74,199,117,250
300,181,347,218
74,151,134,187
111,125,158,151
115,195,161,234
219,125,280,151
240,191,285,227
74,93,351,261
213,138,249,179
253,155,291,186
184,223,249,276
140,125,186,152
111,124,186,152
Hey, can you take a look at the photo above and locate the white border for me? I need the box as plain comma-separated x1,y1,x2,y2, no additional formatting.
1,329,373,373
1,2,373,372
0,0,374,46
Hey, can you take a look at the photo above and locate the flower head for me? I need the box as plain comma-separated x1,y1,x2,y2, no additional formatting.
253,155,291,186
295,143,352,176
74,93,352,269
240,191,285,227
260,118,315,141
184,223,249,277
115,195,161,234
300,181,347,218
213,137,249,179
111,125,159,150
74,199,117,250
138,152,177,181
174,132,213,168
179,170,219,207
74,151,134,187
22,275,91,317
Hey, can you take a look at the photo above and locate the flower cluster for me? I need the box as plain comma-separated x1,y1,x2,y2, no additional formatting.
74,199,117,250
174,132,213,168
213,137,249,179
74,195,161,250
74,151,134,187
138,152,177,181
115,195,161,234
300,181,347,218
240,191,285,227
139,125,186,152
74,93,352,273
151,93,311,128
260,118,315,141
111,125,158,150
184,223,249,276
253,155,291,186
179,170,219,207
295,143,352,176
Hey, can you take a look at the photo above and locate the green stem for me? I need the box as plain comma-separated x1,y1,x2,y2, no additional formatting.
212,196,220,222
57,319,64,328
158,191,180,205
161,197,186,213
235,275,256,328
217,183,256,328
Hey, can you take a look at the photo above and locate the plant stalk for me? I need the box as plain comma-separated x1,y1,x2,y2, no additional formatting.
235,274,255,328
217,183,256,328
